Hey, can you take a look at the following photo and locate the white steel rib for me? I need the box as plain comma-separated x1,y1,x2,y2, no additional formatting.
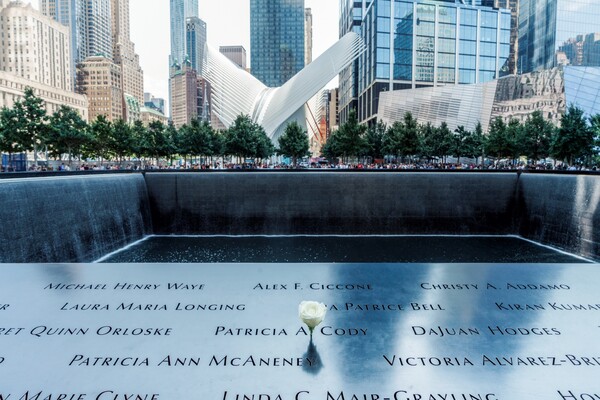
204,32,364,139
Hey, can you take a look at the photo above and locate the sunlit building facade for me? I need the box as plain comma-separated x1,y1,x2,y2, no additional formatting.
0,1,72,91
76,55,123,122
219,46,247,70
111,0,144,106
250,0,305,87
40,0,113,78
305,8,313,65
518,0,600,74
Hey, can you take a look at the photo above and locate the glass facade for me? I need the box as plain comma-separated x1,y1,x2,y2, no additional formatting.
338,0,372,123
356,0,510,123
518,0,600,74
250,0,305,87
170,0,199,66
186,17,207,75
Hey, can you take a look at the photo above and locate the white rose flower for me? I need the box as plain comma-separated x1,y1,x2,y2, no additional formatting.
299,301,327,333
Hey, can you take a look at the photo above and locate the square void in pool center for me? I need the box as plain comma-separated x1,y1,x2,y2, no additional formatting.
99,235,589,263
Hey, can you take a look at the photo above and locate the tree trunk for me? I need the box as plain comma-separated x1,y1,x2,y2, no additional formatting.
33,144,38,170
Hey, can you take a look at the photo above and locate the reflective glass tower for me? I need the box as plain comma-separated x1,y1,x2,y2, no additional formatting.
170,0,199,66
339,0,372,123
518,0,600,74
354,0,511,124
250,0,305,87
186,17,207,75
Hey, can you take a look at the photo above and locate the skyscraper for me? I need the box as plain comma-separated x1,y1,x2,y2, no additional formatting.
1,0,72,91
341,0,511,124
338,0,371,123
219,46,247,70
494,0,519,75
305,8,313,65
250,0,305,87
111,0,144,105
170,0,198,66
518,0,600,74
76,55,123,122
186,17,207,75
40,0,113,79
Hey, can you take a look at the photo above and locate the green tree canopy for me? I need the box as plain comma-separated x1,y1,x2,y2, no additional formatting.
224,114,259,161
552,104,594,165
397,112,419,159
486,117,509,160
365,121,386,161
254,125,275,162
88,115,113,162
520,111,553,163
451,125,472,163
48,105,90,166
463,121,486,162
277,121,309,166
0,107,22,168
336,110,367,161
321,130,342,162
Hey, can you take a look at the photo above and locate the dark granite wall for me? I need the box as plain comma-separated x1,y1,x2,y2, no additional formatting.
144,172,519,235
0,174,152,262
0,172,597,262
517,174,600,261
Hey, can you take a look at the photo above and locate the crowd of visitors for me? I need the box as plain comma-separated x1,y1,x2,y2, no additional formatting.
9,160,595,172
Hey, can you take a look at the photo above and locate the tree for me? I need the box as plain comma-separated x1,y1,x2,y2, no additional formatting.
365,121,386,162
336,110,367,162
19,87,49,168
209,129,225,166
520,111,553,164
224,114,259,162
131,120,149,164
277,121,309,166
504,118,522,164
434,122,453,164
321,130,342,162
89,115,113,163
552,104,594,166
397,112,419,160
0,107,22,171
463,122,486,164
486,117,509,160
48,105,90,167
382,121,401,161
254,125,275,163
109,119,134,163
451,126,472,164
590,114,600,167
418,122,437,161
148,120,171,163
165,122,181,164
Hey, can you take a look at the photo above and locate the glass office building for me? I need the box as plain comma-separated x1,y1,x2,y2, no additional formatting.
339,0,372,123
250,0,305,87
186,17,207,75
518,0,600,74
170,0,199,66
356,0,511,123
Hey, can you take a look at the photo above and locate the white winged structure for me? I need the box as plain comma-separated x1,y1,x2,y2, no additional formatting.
204,32,364,141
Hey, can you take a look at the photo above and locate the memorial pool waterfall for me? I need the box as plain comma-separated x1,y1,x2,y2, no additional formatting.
0,171,598,262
